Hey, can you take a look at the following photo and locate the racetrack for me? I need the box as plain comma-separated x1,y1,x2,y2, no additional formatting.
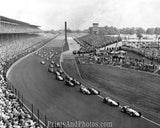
7,35,160,128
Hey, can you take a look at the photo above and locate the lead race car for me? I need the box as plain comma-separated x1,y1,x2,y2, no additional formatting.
121,105,142,117
40,60,46,65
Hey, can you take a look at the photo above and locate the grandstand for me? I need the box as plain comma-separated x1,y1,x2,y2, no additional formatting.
0,15,41,33
74,34,122,54
0,16,56,128
0,16,55,71
76,34,122,48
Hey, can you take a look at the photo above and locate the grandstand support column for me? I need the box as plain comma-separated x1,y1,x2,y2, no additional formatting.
15,33,18,40
7,34,9,42
0,35,1,43
11,34,14,41
65,21,67,43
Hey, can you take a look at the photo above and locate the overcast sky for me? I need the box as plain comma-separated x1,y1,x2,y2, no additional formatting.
0,0,160,30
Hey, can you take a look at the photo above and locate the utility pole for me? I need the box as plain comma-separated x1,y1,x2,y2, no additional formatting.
65,21,67,43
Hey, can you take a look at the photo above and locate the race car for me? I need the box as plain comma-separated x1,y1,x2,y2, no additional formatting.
49,64,54,68
57,69,63,74
88,88,100,95
72,79,81,86
46,57,50,61
65,80,75,87
48,68,54,73
121,106,142,117
103,97,120,107
51,60,55,65
55,63,60,68
35,52,38,55
49,56,52,59
40,61,46,65
80,85,91,95
49,54,54,59
65,75,74,81
54,71,61,76
56,75,64,81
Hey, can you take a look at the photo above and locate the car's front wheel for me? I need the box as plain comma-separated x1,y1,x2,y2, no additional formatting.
121,108,125,112
130,112,133,117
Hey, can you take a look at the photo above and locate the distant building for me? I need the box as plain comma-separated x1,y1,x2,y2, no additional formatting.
89,23,99,35
89,23,105,35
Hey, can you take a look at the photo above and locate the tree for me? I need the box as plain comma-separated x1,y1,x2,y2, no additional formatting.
119,27,135,35
67,28,73,33
136,32,143,40
136,27,145,40
146,28,154,35
154,27,160,37
103,26,119,35
128,27,136,35
136,27,145,34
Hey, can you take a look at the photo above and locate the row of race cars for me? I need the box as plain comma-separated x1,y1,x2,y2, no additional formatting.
35,47,142,118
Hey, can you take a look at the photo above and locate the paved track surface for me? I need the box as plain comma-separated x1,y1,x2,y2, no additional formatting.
7,35,159,128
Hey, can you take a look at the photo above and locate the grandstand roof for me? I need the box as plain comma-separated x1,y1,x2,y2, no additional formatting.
0,15,40,28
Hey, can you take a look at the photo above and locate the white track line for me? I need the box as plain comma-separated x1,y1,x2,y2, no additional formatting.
97,95,103,99
141,116,160,127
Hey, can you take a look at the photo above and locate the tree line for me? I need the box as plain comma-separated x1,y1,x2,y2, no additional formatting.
99,26,160,36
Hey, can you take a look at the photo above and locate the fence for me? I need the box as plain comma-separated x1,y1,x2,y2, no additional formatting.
5,77,49,127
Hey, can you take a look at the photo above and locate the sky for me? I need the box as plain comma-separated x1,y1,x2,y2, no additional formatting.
0,0,160,30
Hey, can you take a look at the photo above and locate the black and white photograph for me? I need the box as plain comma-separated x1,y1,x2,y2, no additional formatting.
0,0,160,127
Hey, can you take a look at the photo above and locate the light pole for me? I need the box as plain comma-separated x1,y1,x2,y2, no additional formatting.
65,21,67,44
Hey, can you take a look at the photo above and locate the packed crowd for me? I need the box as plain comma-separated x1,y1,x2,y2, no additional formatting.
77,34,122,48
75,48,159,74
75,34,122,54
74,34,160,74
123,43,160,63
0,33,54,72
0,24,41,33
0,75,43,128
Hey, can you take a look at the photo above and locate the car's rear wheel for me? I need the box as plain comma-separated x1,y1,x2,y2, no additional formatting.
138,112,142,117
103,99,106,103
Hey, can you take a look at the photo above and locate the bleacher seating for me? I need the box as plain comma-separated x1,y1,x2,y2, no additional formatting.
77,34,122,48
0,15,56,128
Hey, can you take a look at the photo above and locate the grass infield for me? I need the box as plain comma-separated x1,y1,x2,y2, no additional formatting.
78,63,160,116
